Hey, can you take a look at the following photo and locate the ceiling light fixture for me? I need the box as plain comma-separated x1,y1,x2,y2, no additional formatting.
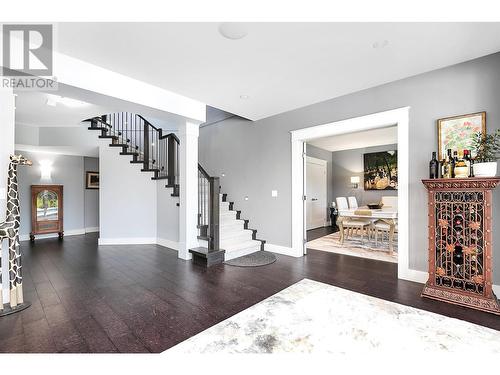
218,23,248,40
45,94,90,108
240,94,250,100
372,40,389,49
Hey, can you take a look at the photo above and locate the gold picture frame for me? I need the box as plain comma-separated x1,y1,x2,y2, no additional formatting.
437,111,486,160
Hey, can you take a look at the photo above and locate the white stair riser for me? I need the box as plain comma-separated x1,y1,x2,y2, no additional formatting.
224,243,261,261
221,229,253,242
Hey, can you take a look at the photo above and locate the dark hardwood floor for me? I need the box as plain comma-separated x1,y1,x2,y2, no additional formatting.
0,232,498,353
306,226,337,241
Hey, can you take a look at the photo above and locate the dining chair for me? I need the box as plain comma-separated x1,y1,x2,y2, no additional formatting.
381,196,398,209
336,197,349,210
380,196,398,234
336,197,371,244
347,196,358,209
373,220,397,255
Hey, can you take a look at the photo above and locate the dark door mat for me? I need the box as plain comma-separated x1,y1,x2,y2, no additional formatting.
225,251,277,267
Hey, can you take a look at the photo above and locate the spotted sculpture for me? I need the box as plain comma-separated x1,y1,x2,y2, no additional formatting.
0,154,32,312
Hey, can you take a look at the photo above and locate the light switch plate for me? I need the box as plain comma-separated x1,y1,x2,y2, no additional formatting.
0,188,6,200
271,190,278,197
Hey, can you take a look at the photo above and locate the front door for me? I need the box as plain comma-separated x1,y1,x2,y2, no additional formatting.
306,157,327,230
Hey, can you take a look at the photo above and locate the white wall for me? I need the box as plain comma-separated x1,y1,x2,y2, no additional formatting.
84,157,99,231
156,181,180,250
98,141,157,244
0,89,15,305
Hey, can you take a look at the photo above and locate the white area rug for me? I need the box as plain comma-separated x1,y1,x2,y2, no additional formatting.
307,231,398,263
167,279,500,353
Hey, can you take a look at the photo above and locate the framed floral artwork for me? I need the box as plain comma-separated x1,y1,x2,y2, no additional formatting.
437,112,486,159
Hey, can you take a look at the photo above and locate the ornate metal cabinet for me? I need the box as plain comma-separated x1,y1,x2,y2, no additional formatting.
421,177,500,314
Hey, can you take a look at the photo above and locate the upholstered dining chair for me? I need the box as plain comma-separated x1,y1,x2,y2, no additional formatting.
373,220,398,255
380,195,398,233
381,196,398,209
336,197,371,244
347,196,358,209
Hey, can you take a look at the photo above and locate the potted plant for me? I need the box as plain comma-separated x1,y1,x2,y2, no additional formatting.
471,129,500,177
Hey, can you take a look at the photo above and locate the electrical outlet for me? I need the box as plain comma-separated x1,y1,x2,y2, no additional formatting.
271,190,278,197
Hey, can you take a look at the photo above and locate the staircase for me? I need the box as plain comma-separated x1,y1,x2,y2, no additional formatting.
84,112,265,266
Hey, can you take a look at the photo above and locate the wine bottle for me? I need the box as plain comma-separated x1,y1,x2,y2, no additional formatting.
449,149,456,178
429,152,439,178
454,150,468,178
442,155,451,179
463,149,471,176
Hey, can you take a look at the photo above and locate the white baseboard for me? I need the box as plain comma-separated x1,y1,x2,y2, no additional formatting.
98,237,156,245
19,229,85,241
157,238,180,251
398,269,429,284
85,227,99,233
493,284,500,296
265,243,300,257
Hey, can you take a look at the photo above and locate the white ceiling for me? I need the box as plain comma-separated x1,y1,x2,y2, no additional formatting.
55,22,500,120
15,91,112,127
308,126,397,152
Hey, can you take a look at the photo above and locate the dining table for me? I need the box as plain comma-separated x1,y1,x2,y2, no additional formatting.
336,206,398,253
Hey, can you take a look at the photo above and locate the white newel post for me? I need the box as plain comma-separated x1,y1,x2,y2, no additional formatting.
0,88,15,306
178,121,200,260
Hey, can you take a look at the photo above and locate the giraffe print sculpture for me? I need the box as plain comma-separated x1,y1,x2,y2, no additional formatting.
0,154,32,311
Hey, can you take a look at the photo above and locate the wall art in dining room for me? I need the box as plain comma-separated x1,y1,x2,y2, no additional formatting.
363,150,398,190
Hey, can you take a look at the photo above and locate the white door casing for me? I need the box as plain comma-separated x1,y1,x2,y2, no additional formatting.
305,156,327,231
290,107,429,284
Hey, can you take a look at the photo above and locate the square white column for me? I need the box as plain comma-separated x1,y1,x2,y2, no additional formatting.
178,121,200,260
0,88,15,305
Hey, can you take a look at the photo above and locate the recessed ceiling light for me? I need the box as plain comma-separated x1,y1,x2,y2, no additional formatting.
240,94,250,100
218,23,248,40
372,40,389,49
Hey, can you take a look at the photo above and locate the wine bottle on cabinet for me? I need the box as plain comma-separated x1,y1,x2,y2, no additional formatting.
442,153,451,178
449,149,456,178
429,152,439,178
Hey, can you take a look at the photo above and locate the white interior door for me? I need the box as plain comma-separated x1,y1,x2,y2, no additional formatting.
306,156,327,230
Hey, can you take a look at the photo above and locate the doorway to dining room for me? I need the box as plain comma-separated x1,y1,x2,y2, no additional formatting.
305,127,399,264
290,107,413,281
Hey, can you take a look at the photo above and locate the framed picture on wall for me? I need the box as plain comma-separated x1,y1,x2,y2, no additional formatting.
86,171,99,189
363,151,398,190
437,111,486,159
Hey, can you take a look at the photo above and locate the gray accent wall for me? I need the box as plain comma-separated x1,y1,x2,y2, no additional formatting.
84,157,99,230
331,144,398,206
16,150,86,238
199,52,500,283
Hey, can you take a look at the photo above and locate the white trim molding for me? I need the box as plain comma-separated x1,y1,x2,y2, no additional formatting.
265,243,298,257
493,284,500,297
157,238,180,251
290,107,421,282
85,227,100,233
98,237,156,245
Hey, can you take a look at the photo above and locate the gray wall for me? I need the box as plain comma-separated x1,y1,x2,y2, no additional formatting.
199,52,500,283
331,144,398,206
84,157,99,229
306,144,334,208
16,150,89,238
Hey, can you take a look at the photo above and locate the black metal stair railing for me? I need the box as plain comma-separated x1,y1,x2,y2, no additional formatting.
86,112,180,189
198,164,220,251
86,112,220,252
